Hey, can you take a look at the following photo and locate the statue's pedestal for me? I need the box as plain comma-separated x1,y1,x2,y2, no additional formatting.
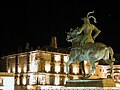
65,78,118,89
65,78,115,87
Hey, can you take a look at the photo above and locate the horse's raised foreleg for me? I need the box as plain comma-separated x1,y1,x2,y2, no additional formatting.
86,60,96,78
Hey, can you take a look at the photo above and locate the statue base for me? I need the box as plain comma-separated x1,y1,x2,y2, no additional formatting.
65,78,116,87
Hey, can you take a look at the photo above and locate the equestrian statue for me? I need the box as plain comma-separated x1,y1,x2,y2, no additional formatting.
66,11,115,79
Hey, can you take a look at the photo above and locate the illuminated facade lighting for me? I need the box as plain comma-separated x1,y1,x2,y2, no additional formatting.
23,66,27,73
8,68,10,73
12,67,15,73
18,66,21,73
22,76,26,85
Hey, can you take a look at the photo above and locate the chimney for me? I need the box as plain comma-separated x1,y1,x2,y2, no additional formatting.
25,42,30,52
50,36,57,48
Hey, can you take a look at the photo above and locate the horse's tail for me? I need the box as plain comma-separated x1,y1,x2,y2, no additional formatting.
107,46,115,61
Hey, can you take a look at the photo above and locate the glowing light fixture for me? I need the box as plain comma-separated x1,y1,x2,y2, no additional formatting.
22,76,26,85
12,67,15,73
17,77,20,85
18,66,21,73
8,68,10,73
23,66,27,73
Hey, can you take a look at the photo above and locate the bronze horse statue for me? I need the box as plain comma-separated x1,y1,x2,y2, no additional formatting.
66,28,115,78
66,27,86,76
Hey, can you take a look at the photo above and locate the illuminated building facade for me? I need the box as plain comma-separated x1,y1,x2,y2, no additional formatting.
2,49,86,90
1,37,85,90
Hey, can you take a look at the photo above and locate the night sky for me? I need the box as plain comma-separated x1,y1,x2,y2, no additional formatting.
0,1,120,56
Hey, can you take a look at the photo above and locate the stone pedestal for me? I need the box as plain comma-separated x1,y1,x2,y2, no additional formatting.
65,78,118,89
65,78,115,87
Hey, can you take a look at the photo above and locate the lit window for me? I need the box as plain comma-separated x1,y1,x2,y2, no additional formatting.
30,59,38,72
73,65,79,74
55,63,60,73
103,68,107,73
30,53,38,72
64,55,69,63
54,54,60,62
29,75,37,85
38,74,45,85
45,75,50,84
45,62,50,72
55,75,60,85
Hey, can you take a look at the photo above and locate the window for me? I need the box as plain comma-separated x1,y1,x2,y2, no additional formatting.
54,54,60,62
64,55,69,63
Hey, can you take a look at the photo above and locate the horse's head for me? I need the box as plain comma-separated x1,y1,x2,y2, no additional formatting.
66,32,72,42
66,27,84,43
66,27,80,42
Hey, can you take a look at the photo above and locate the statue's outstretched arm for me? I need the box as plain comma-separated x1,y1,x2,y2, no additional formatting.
77,24,86,34
93,25,101,40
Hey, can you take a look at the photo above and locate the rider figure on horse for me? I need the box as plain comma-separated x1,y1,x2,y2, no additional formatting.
77,11,101,46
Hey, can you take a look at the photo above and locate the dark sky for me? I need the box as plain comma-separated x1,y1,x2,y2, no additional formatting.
0,1,120,56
